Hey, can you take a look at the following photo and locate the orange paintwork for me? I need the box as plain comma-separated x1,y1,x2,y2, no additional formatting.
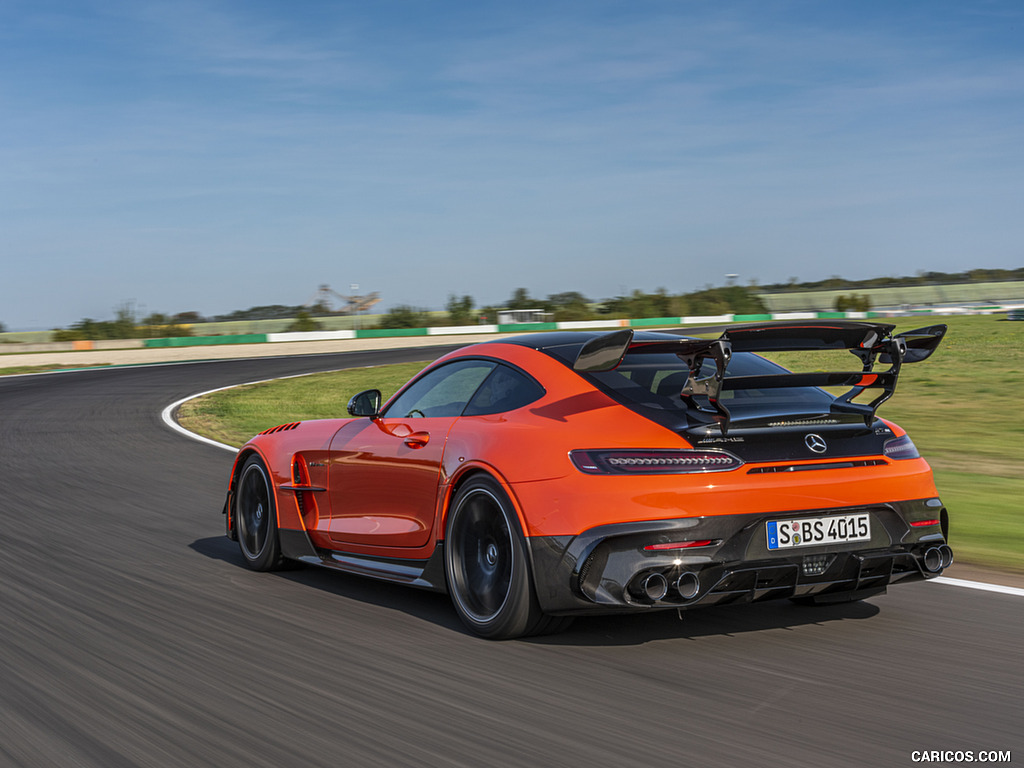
326,415,455,548
230,339,940,560
508,456,938,538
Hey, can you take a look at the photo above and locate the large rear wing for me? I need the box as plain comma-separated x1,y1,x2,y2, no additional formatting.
573,321,946,432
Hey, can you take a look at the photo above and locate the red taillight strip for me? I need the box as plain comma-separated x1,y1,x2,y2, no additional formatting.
910,519,940,527
570,449,743,475
643,539,718,551
748,459,886,474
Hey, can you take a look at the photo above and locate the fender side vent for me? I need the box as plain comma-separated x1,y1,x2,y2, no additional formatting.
260,422,302,435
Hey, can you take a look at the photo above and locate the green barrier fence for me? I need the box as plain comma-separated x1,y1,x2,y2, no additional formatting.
628,317,680,327
354,328,430,339
144,334,267,348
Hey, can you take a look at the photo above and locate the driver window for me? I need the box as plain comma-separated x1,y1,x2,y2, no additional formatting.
383,360,496,418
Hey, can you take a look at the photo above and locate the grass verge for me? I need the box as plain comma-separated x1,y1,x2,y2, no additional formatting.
177,361,429,447
0,364,110,376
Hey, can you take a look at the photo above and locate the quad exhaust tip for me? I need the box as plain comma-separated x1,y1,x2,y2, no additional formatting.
638,572,669,602
939,544,954,569
630,571,701,603
923,545,954,573
675,571,701,600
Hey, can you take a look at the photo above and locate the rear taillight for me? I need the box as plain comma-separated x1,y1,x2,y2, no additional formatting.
883,435,920,460
570,449,743,475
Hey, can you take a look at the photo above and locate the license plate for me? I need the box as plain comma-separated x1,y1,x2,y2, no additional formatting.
766,514,871,550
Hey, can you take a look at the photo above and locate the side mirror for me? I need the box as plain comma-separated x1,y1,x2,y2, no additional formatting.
347,389,382,418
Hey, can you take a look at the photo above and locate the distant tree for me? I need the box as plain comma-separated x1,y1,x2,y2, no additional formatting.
52,304,192,340
506,288,536,310
111,304,137,339
287,311,321,332
211,304,304,322
546,291,589,308
546,291,591,321
602,289,676,319
968,269,996,283
378,305,431,329
835,294,872,312
446,294,475,325
0,321,6,334
172,311,203,324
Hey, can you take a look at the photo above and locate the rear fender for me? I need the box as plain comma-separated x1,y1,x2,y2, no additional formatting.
442,462,529,542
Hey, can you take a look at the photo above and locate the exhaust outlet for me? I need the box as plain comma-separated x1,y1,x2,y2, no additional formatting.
939,545,954,569
674,571,701,600
633,572,669,602
923,547,943,573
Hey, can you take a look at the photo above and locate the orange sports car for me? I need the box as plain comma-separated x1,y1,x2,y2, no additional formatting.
222,321,951,639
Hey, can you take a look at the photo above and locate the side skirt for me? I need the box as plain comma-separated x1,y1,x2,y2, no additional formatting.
280,529,447,593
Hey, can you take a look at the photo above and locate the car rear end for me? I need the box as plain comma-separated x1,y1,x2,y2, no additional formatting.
517,324,953,615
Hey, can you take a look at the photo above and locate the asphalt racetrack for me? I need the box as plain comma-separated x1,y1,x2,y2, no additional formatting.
1,348,1019,768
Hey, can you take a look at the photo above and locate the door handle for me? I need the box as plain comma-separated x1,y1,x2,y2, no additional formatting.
404,431,429,448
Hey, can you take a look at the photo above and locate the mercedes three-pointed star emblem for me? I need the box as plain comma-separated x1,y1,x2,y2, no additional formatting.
805,433,828,453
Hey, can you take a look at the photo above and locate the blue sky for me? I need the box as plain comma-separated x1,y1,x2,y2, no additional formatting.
2,0,1022,330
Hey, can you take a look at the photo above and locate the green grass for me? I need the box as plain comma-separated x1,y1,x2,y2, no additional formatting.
177,361,429,447
179,315,1024,572
762,315,1024,571
0,364,110,376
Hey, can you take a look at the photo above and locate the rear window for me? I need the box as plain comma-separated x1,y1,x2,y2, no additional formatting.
464,364,545,416
586,351,834,421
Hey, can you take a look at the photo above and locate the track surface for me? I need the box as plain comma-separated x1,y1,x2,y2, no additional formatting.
1,350,1019,768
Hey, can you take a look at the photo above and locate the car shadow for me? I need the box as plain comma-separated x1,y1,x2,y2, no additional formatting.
191,536,881,646
190,535,463,633
525,599,879,647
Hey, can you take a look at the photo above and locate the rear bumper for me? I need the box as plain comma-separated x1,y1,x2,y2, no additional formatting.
528,498,951,615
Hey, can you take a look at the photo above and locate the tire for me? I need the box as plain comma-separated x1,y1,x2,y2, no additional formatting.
234,455,286,571
444,476,559,639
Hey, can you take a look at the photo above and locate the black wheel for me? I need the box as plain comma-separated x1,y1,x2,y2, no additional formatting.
444,476,561,639
235,455,286,571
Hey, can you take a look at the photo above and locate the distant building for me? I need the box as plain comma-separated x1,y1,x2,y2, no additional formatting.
497,309,553,324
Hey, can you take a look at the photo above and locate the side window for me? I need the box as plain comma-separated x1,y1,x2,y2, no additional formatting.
463,364,545,416
384,360,496,418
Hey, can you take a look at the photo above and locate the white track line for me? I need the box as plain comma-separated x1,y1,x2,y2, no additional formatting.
161,387,241,453
930,576,1024,598
160,371,334,454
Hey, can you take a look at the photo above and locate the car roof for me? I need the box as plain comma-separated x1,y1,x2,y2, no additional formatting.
499,330,690,366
